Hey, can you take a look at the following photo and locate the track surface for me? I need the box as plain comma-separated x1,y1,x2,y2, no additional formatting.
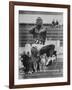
19,57,63,79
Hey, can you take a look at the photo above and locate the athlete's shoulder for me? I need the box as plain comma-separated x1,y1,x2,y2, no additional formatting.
29,26,36,33
40,26,47,33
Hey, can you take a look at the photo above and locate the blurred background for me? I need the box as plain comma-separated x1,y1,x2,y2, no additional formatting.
19,11,63,54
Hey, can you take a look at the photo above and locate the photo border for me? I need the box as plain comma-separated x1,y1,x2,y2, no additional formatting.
9,1,70,89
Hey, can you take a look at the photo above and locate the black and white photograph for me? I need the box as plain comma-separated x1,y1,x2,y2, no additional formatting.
19,10,63,79
9,2,70,88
